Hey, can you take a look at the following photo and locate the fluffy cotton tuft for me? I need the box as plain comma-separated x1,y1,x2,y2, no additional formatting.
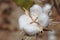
43,4,52,12
43,4,52,16
18,14,32,30
30,4,42,17
24,23,40,35
38,13,49,28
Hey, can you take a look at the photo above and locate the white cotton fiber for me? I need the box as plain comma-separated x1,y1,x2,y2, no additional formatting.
38,13,49,28
18,14,32,30
43,4,52,16
43,4,52,13
24,23,40,35
30,4,42,17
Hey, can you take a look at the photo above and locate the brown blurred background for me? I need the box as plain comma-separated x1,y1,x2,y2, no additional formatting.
0,0,60,40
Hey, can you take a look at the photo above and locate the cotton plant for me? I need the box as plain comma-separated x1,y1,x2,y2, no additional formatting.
18,3,52,35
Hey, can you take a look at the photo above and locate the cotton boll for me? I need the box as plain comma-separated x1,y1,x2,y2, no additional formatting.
18,4,52,35
18,14,43,35
38,13,49,28
30,4,42,17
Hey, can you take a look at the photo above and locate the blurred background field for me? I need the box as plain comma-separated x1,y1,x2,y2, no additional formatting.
0,0,60,40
